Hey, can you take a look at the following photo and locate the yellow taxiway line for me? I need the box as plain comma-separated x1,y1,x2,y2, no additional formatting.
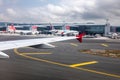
70,43,78,47
14,48,120,79
20,52,52,55
101,43,109,47
14,48,68,67
70,61,98,67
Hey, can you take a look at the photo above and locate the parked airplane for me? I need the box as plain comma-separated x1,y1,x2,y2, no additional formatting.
8,25,39,35
49,23,59,34
49,23,79,36
0,34,83,58
7,24,16,33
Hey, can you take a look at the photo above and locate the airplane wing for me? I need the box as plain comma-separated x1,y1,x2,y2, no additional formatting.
0,36,82,58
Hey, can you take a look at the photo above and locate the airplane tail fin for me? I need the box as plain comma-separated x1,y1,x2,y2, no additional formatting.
49,23,55,30
76,32,85,43
62,23,70,30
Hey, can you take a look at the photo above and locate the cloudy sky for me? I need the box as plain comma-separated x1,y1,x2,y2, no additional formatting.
0,0,120,25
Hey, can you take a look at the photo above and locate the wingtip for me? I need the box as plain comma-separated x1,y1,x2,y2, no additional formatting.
0,52,9,58
76,32,85,43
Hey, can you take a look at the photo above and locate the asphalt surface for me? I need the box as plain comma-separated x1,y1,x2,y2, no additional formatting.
0,35,120,80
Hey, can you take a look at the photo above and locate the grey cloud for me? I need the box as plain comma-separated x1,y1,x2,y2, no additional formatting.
95,0,120,17
1,0,120,25
77,0,120,21
81,12,106,20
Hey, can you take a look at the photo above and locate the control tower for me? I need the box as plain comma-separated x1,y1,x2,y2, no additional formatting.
104,19,110,36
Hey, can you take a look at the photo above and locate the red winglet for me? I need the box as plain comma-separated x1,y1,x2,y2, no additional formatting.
76,32,85,43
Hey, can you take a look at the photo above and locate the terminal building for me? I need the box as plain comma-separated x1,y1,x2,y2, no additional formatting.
76,24,105,35
46,23,119,36
0,22,120,36
76,23,120,36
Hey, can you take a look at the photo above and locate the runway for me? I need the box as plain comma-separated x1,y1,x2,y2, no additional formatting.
0,35,120,80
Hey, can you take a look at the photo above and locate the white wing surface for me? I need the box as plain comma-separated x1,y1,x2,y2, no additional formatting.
0,36,79,58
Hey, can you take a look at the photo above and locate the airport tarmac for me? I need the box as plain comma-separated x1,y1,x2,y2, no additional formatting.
0,35,120,80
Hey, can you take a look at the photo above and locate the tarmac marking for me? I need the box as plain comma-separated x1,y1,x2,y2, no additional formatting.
101,43,109,47
70,43,78,47
20,52,52,55
14,48,68,67
70,61,98,67
14,48,120,79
